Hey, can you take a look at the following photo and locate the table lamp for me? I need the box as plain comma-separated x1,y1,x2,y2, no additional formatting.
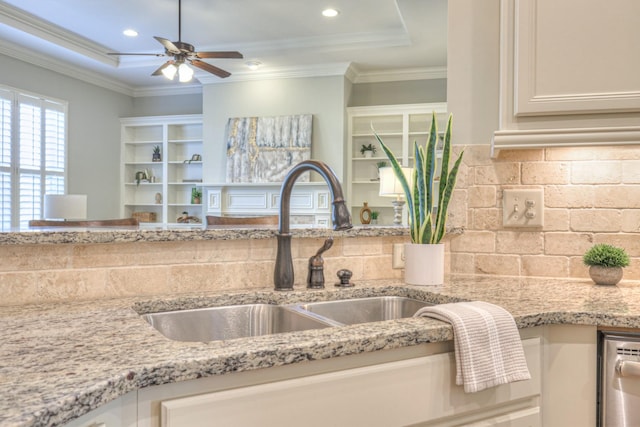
44,194,87,220
379,167,412,225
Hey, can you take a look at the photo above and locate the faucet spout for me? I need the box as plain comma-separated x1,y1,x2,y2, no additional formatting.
274,160,352,291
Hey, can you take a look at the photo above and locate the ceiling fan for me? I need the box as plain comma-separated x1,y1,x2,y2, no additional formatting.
108,0,243,81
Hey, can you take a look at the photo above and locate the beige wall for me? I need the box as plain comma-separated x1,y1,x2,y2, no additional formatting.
448,144,640,280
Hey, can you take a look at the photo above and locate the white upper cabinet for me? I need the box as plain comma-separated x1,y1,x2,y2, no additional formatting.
493,0,640,151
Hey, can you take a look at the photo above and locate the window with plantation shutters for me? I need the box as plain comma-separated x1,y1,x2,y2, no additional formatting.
0,86,67,230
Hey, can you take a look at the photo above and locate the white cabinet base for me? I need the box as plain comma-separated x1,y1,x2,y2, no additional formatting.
159,338,540,427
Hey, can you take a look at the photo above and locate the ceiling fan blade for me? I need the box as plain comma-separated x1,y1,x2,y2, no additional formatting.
151,60,175,76
108,52,166,56
154,36,181,54
195,51,243,59
190,59,231,78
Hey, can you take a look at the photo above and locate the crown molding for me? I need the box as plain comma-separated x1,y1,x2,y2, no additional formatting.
351,66,447,83
198,62,353,85
132,84,203,98
0,2,117,67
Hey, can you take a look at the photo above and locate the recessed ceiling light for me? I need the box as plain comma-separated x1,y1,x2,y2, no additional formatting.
322,8,339,18
123,29,138,37
245,60,262,71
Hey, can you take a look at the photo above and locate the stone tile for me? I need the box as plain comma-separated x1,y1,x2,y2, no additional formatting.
107,265,173,296
496,149,544,162
545,146,640,161
570,209,621,232
522,255,569,277
449,231,496,253
569,257,591,279
593,234,640,257
36,269,108,302
461,145,493,167
545,185,595,208
342,237,383,256
450,253,475,274
447,189,469,228
474,163,520,185
621,210,640,233
195,240,251,263
545,232,594,256
496,231,544,255
474,254,520,276
522,162,570,185
471,208,502,230
622,161,640,184
250,239,277,261
0,245,72,272
468,186,497,208
542,209,570,232
571,161,621,184
0,272,39,306
594,185,640,208
72,241,200,268
361,255,402,280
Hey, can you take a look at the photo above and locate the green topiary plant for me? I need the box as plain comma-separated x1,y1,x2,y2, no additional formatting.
375,112,464,244
583,244,630,268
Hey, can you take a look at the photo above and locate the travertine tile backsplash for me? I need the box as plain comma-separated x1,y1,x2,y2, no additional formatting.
448,144,640,280
2,144,639,306
0,236,407,306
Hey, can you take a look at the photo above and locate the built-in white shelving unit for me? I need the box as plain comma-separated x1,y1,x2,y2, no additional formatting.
346,103,448,226
121,114,203,225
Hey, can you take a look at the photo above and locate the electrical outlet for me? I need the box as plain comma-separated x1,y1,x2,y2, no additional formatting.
392,243,405,269
503,189,544,228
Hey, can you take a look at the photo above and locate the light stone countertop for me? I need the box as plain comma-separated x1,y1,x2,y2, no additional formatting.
2,275,640,426
0,225,415,245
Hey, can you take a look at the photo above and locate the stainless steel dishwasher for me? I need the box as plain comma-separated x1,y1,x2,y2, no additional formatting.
600,332,640,427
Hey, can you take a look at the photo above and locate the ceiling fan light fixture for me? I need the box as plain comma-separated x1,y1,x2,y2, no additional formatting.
178,62,194,82
162,63,177,80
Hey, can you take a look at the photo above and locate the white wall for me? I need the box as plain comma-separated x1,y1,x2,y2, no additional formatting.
349,79,447,107
0,54,133,218
132,93,203,116
202,76,348,182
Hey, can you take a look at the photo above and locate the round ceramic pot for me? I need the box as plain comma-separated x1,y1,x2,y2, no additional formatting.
404,243,445,286
589,265,623,286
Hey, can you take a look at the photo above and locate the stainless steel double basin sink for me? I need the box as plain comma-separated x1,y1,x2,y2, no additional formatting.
142,296,431,342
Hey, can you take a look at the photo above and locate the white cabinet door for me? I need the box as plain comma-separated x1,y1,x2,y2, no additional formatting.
160,338,540,427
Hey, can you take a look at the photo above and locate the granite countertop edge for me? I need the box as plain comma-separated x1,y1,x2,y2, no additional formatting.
3,274,640,426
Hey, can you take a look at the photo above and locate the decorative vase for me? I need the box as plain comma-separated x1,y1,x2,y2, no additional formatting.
363,151,373,158
404,243,445,286
359,202,372,224
152,153,161,162
589,266,623,286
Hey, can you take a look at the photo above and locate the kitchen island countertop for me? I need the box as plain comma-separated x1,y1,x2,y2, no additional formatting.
2,274,639,426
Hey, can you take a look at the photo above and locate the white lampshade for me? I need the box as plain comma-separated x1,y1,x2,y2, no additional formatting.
379,167,412,197
44,194,87,220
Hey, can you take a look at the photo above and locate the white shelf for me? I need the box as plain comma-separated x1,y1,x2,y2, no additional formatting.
121,114,203,225
346,103,447,226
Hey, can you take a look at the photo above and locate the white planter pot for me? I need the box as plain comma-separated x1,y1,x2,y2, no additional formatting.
404,243,445,286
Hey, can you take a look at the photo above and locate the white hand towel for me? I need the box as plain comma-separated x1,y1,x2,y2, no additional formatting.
414,301,531,393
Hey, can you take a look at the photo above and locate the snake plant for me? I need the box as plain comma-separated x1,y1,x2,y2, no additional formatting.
374,112,463,244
